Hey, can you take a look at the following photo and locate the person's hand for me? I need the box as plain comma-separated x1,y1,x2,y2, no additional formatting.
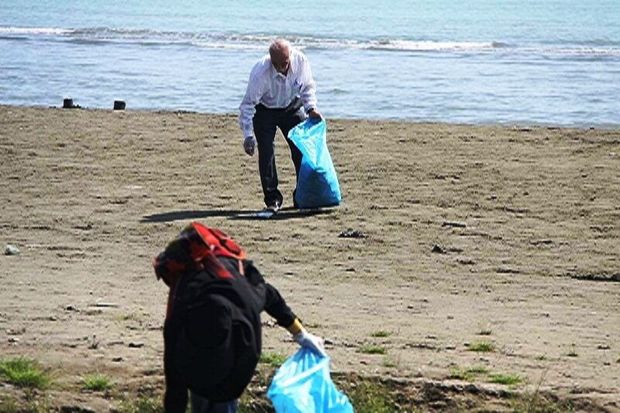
243,136,256,156
307,108,322,120
294,329,327,357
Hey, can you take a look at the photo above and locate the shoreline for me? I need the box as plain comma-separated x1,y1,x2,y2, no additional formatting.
1,105,619,412
3,103,619,131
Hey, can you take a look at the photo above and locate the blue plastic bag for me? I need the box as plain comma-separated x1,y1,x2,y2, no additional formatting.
288,119,342,209
267,348,354,413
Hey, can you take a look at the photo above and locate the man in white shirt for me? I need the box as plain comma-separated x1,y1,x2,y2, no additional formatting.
239,38,322,212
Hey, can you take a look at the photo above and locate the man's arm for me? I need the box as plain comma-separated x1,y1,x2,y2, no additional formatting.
239,69,264,139
244,261,297,326
298,53,318,116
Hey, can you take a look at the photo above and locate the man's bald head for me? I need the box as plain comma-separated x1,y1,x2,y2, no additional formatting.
269,38,291,75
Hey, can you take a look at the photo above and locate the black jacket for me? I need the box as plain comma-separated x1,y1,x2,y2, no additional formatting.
163,257,296,413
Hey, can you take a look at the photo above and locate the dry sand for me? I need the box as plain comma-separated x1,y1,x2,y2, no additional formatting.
0,105,619,412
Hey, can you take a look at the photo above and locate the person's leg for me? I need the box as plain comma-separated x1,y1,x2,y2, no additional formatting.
209,400,238,413
190,393,210,412
190,392,238,413
253,106,283,208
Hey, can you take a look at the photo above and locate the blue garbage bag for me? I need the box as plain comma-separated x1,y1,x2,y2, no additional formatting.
288,119,342,209
267,348,354,413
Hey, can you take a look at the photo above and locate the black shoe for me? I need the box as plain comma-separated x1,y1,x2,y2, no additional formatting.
266,201,281,213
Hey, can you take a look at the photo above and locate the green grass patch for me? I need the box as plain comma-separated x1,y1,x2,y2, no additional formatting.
358,344,387,355
259,352,287,367
370,330,391,338
82,373,113,391
468,366,489,374
468,341,495,352
488,373,522,386
0,357,51,389
449,366,489,381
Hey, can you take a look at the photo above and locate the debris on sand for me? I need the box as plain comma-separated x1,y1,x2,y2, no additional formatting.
432,244,446,254
90,302,119,308
4,244,20,255
442,221,467,228
338,229,367,238
569,273,620,283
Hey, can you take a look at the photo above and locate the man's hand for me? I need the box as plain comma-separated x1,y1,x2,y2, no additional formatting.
294,329,327,357
307,108,322,120
243,136,257,156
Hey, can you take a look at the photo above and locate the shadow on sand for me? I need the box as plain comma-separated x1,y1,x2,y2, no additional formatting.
141,207,334,223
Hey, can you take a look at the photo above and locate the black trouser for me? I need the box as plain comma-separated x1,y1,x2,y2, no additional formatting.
253,102,304,208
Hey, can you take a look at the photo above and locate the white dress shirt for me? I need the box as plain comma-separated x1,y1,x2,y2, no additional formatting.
239,48,317,139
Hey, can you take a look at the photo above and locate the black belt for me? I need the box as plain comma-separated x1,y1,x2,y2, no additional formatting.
256,97,302,113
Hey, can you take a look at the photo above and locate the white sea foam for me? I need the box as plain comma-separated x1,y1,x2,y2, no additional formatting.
2,26,618,57
0,26,73,35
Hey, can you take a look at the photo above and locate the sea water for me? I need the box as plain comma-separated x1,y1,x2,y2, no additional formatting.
1,0,619,127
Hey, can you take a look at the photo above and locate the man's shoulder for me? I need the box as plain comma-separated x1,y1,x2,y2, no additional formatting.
291,49,310,72
251,54,272,74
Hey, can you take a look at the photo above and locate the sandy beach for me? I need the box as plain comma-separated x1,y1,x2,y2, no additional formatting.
1,105,619,412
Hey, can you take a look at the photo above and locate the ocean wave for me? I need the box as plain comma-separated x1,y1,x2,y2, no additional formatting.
0,26,508,52
365,39,501,52
1,25,619,57
0,26,73,35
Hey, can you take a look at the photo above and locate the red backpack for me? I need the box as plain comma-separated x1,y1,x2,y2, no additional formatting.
154,222,246,287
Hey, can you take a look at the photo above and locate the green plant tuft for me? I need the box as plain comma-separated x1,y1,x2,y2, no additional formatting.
449,366,489,381
370,330,391,338
0,357,51,389
358,344,387,355
488,373,522,386
468,341,495,352
82,373,113,391
259,352,287,367
468,366,489,374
